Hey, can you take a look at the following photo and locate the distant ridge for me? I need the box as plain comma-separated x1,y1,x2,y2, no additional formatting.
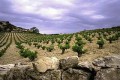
0,20,120,34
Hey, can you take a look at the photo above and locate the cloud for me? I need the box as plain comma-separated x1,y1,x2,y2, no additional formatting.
0,0,120,34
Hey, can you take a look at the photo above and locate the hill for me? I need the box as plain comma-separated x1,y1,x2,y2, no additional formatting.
0,21,29,32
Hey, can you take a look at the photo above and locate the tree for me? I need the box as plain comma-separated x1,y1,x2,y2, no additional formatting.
30,27,39,33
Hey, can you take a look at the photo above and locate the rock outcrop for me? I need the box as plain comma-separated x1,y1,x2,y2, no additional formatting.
0,55,120,80
0,21,28,32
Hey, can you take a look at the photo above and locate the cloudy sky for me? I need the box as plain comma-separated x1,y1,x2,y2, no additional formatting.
0,0,120,34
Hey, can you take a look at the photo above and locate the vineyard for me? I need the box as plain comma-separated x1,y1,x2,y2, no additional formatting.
0,27,120,64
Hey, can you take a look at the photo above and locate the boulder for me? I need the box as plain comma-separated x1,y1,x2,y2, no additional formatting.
60,56,79,69
78,61,93,71
4,67,28,80
0,77,3,80
95,68,120,80
62,68,91,80
27,69,61,80
93,56,120,68
33,57,59,72
51,70,61,80
0,64,15,80
0,63,31,80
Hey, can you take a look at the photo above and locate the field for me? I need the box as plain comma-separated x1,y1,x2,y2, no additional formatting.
0,27,120,65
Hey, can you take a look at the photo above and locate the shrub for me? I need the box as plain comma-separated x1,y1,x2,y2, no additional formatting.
33,43,38,47
45,40,49,44
46,45,54,52
108,36,113,43
116,32,120,38
57,40,62,44
65,40,69,44
19,49,29,58
113,34,119,40
97,36,102,40
19,48,37,61
0,49,5,57
28,42,32,46
75,40,85,46
16,42,24,49
67,37,71,42
59,44,70,54
76,37,82,41
37,45,41,49
28,51,37,61
97,38,105,49
51,39,55,44
41,46,46,50
88,37,93,43
72,44,86,57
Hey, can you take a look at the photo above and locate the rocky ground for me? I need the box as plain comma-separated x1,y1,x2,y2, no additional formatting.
0,55,120,80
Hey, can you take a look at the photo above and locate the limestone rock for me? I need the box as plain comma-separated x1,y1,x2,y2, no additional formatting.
95,68,120,80
78,61,93,71
4,68,28,80
93,56,120,68
62,68,91,80
0,63,32,80
0,64,15,80
51,70,61,80
60,56,79,69
27,69,61,80
33,57,59,72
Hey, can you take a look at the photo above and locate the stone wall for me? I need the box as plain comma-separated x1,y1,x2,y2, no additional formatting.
0,56,120,80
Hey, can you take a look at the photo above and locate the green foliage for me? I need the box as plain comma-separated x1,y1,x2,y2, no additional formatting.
28,51,37,61
97,36,102,40
46,45,54,52
59,43,70,54
19,49,29,58
108,36,114,43
37,45,41,49
16,42,24,49
51,39,55,44
41,46,46,50
65,40,69,44
75,40,86,46
33,43,38,47
72,44,86,57
0,49,5,57
57,40,62,44
28,42,32,46
116,32,120,38
97,38,105,49
19,48,37,61
88,37,93,43
72,37,86,57
76,37,82,41
113,34,119,40
108,34,119,43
